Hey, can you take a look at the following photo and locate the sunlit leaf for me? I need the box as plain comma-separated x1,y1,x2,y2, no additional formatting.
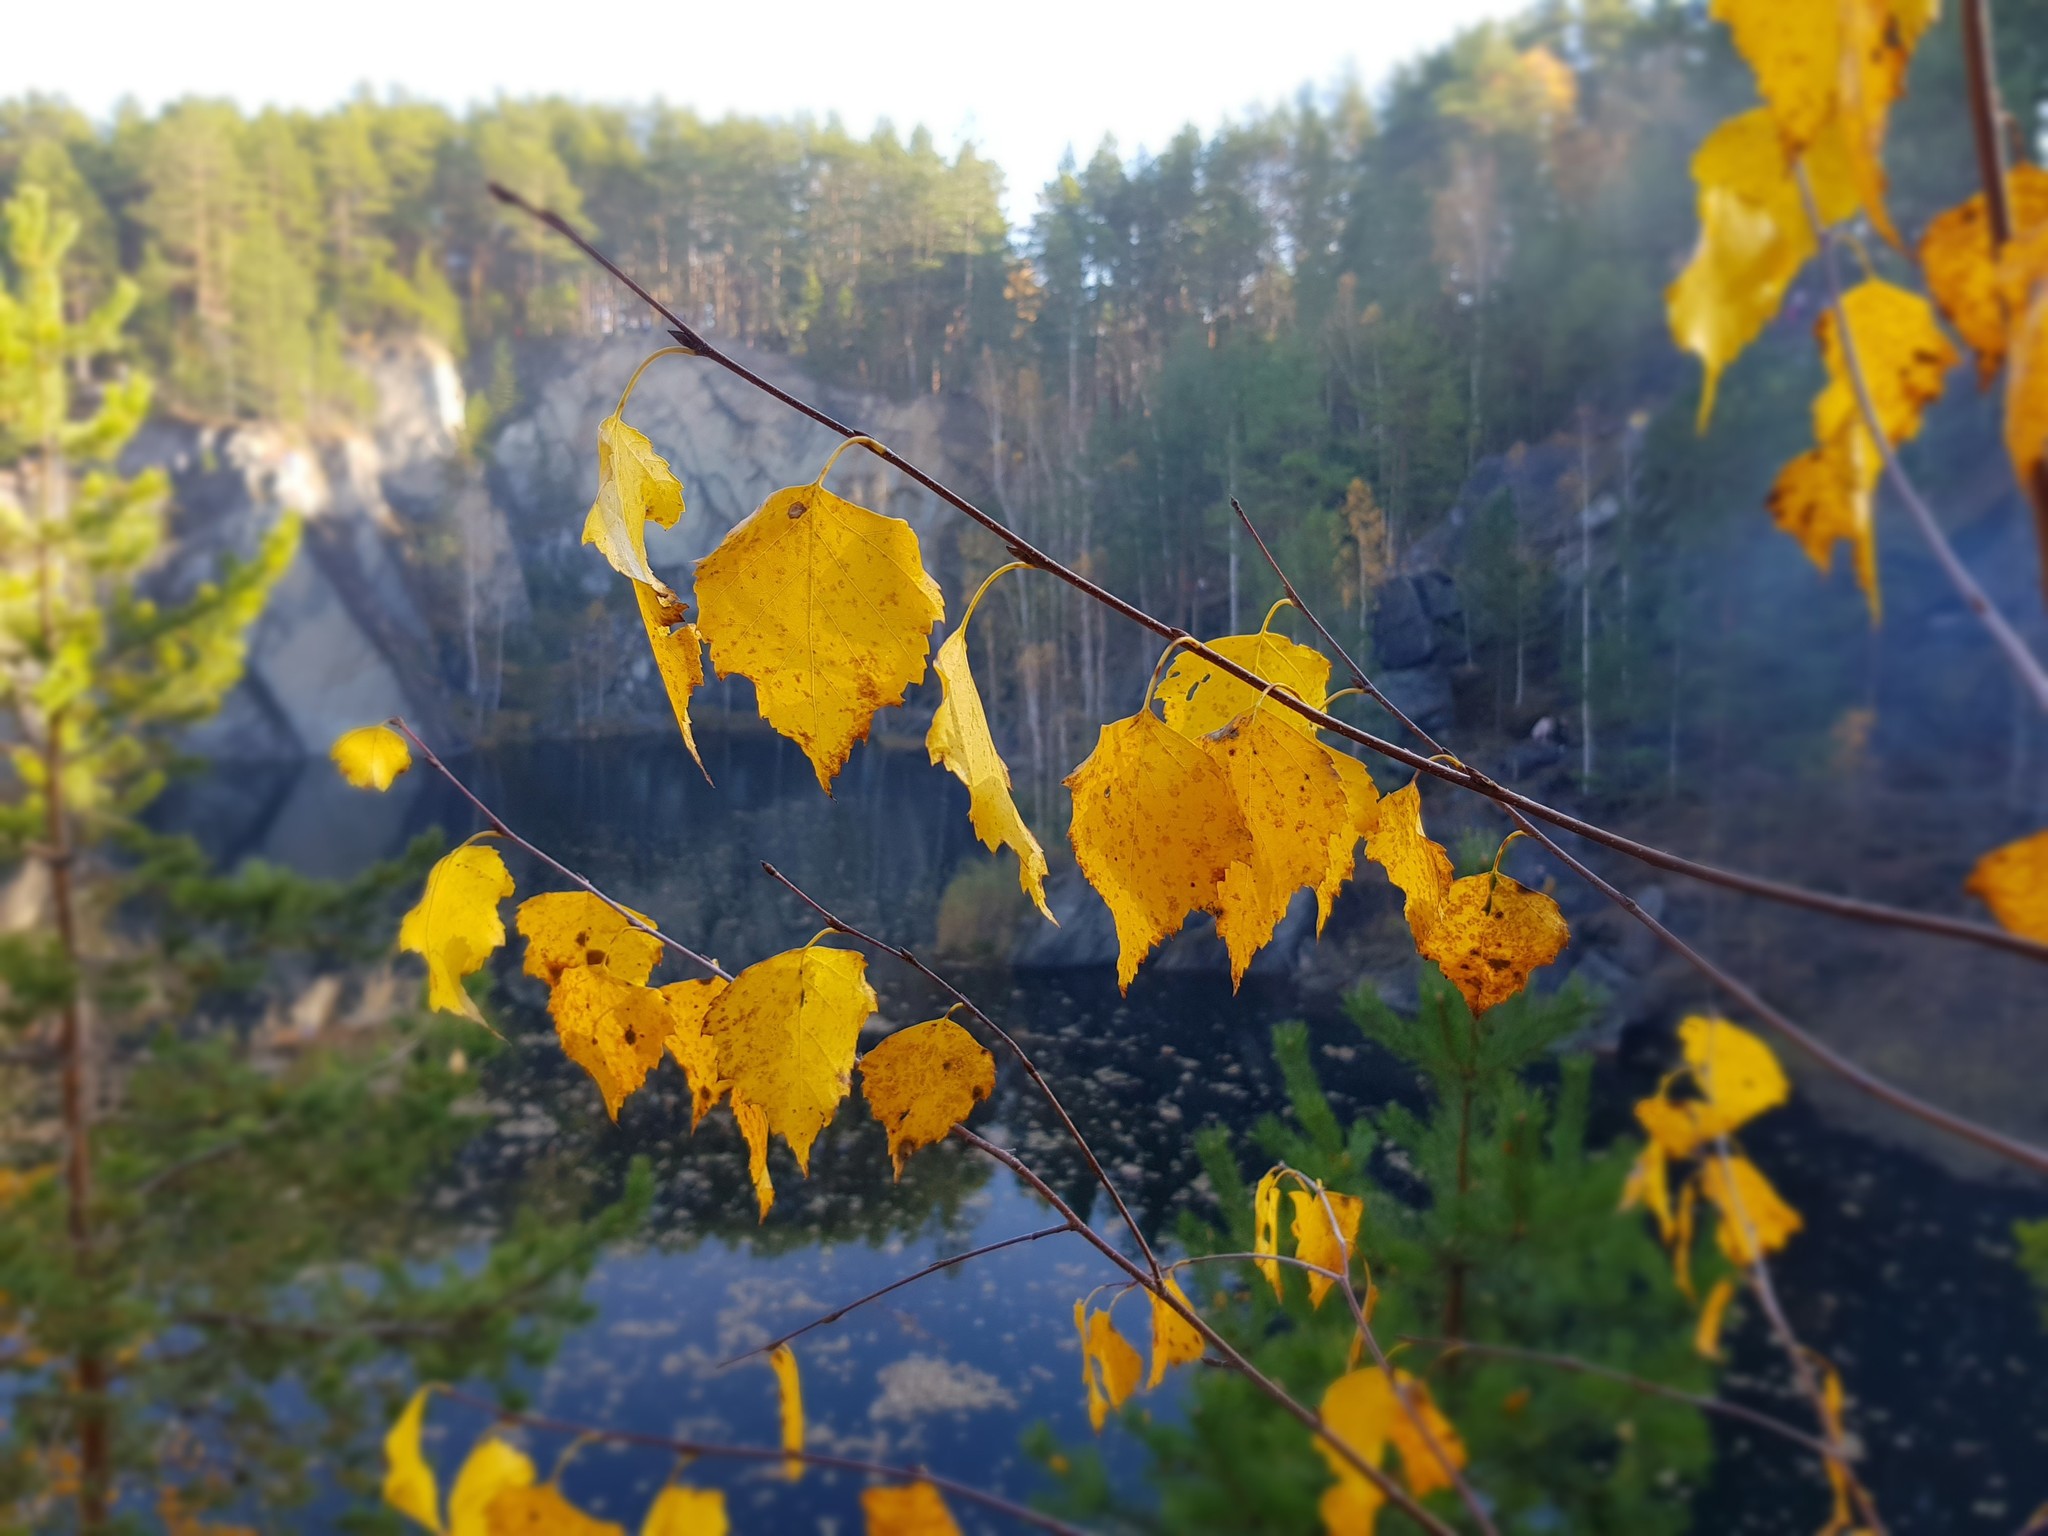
331,724,412,791
1416,870,1570,1016
1147,1276,1206,1390
639,1485,728,1536
399,844,514,1025
449,1439,535,1536
1920,164,2048,386
927,622,1053,921
516,891,662,988
483,1484,623,1535
1074,1301,1142,1432
860,1482,961,1536
1698,1152,1804,1266
859,1016,996,1178
1361,781,1454,944
1288,1184,1364,1310
660,977,730,1128
634,581,708,780
1314,1368,1396,1535
547,966,673,1120
1157,629,1332,740
382,1386,442,1533
1316,750,1384,932
1253,1168,1285,1299
1387,1370,1466,1500
1965,828,2048,941
585,414,683,589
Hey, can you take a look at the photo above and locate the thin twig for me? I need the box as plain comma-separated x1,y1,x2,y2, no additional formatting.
760,860,1162,1282
488,179,2048,970
1795,166,2048,714
395,719,730,981
436,1387,1092,1536
719,1223,1072,1367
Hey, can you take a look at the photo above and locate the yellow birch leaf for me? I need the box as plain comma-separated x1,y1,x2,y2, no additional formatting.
1673,1176,1698,1300
1699,1153,1804,1266
382,1386,441,1533
1965,828,2048,941
1682,1015,1790,1127
2007,292,2048,527
1818,279,1955,445
703,944,875,1177
1207,707,1353,986
1157,630,1333,740
1417,870,1570,1016
769,1345,804,1483
1695,1275,1738,1360
1065,709,1256,991
1362,782,1453,946
1147,1276,1205,1390
861,1482,960,1536
1710,0,1838,150
1766,437,1879,613
483,1484,623,1536
639,1486,727,1536
634,581,708,780
1920,164,2048,386
1253,1168,1285,1299
547,966,673,1121
1387,1370,1466,1499
1314,1369,1397,1529
1620,1140,1675,1244
449,1440,535,1536
731,1089,776,1221
695,481,944,792
332,724,412,791
1074,1303,1142,1433
660,978,731,1128
585,414,684,589
926,623,1053,921
1318,1474,1387,1536
1316,750,1384,932
1288,1185,1365,1310
1834,0,1932,248
516,891,663,988
400,844,514,1026
859,1017,996,1177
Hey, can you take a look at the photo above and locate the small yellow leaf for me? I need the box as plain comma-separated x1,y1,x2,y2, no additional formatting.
1362,782,1454,945
1288,1185,1364,1310
483,1484,623,1535
585,414,684,589
1207,707,1354,987
769,1344,804,1483
547,966,674,1121
400,844,514,1025
1253,1168,1284,1299
1699,1153,1804,1266
1065,709,1256,991
1920,165,2048,386
1418,870,1570,1016
703,945,875,1179
859,1017,996,1178
639,1485,727,1536
1314,1368,1396,1532
1074,1302,1142,1432
1157,630,1333,741
1765,436,1879,614
695,480,944,792
1147,1276,1205,1390
860,1482,960,1536
1316,750,1383,932
1387,1370,1466,1500
731,1089,776,1221
1695,1275,1738,1360
1965,829,2048,941
382,1386,442,1533
1635,1017,1790,1157
1318,1475,1387,1536
332,725,412,791
927,623,1052,921
634,581,708,780
1710,0,1837,150
449,1439,535,1536
516,891,663,988
1620,1140,1675,1243
660,977,731,1128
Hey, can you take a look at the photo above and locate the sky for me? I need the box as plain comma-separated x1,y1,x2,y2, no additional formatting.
5,0,1519,218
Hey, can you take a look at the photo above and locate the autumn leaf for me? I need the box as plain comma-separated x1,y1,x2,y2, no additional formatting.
547,965,674,1120
1157,627,1332,740
1965,828,2048,941
1920,164,2048,386
639,1486,727,1536
1699,1152,1804,1266
661,977,730,1127
1417,870,1570,1016
1695,1275,1738,1360
1065,708,1255,991
861,1483,961,1536
731,1091,777,1220
1074,1301,1142,1432
449,1440,535,1536
926,604,1053,922
1710,0,1837,149
1147,1276,1205,1390
859,1016,996,1177
383,1386,441,1533
1620,1138,1676,1244
1319,1474,1387,1536
702,945,875,1211
516,891,663,988
585,414,684,589
1362,781,1454,944
769,1344,804,1482
1635,1016,1790,1157
1253,1168,1284,1299
331,724,412,791
695,478,944,792
1314,1368,1396,1533
1317,750,1383,931
483,1484,622,1535
634,581,709,780
400,843,514,1026
1288,1184,1364,1309
1386,1370,1466,1499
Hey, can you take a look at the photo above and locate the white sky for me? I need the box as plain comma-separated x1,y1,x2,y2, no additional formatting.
7,0,1519,219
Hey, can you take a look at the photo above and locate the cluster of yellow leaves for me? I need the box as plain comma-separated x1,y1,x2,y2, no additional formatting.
1965,827,2048,942
383,1383,962,1535
1249,1168,1368,1311
1071,1275,1208,1433
1621,1016,1802,1358
1315,1366,1469,1536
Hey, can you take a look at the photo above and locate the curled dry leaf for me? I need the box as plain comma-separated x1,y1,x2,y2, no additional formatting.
515,891,662,987
926,622,1053,921
859,1016,996,1178
1074,1302,1142,1432
400,843,514,1025
1147,1276,1205,1390
331,724,412,791
585,414,684,589
382,1385,440,1533
769,1344,804,1483
1965,828,2048,942
1288,1185,1364,1310
695,480,944,792
860,1482,961,1536
1065,709,1254,992
547,966,674,1121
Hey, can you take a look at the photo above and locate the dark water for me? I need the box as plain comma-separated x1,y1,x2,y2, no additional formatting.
167,731,2048,1534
